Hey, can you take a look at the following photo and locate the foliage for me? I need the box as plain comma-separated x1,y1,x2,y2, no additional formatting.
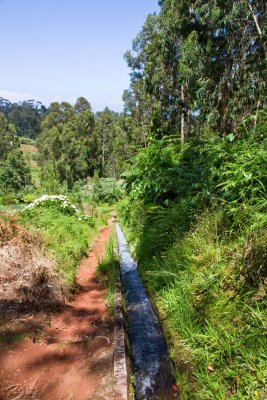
35,99,136,191
94,178,125,203
0,193,19,206
97,231,119,315
22,195,94,224
0,98,46,138
0,97,46,140
125,114,267,218
36,98,95,189
125,0,267,142
71,177,125,205
20,199,99,289
120,112,267,398
19,136,35,145
0,111,18,160
0,149,32,193
0,112,32,194
22,193,39,204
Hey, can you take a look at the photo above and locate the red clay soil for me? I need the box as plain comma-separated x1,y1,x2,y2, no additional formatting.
0,219,116,400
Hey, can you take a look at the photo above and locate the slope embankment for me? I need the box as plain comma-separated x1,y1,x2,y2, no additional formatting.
0,218,117,400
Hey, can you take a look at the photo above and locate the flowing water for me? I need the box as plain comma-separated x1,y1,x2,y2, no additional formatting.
116,224,177,400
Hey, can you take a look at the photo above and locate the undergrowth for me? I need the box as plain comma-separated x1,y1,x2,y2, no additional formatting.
97,230,119,315
120,203,267,399
19,198,108,291
119,117,267,399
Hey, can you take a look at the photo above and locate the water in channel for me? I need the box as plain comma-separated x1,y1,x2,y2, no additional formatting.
116,224,177,400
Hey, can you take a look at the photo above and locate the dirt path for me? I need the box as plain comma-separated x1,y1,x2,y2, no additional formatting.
0,220,115,400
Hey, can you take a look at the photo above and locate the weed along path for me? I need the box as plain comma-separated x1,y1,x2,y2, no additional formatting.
0,219,116,400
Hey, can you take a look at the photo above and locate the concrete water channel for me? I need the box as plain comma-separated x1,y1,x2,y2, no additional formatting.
116,224,177,400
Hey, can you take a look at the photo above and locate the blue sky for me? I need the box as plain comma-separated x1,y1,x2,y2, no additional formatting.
0,0,159,111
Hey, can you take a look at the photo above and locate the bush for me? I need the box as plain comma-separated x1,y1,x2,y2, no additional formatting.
120,117,267,399
0,149,32,193
22,193,40,204
0,193,18,205
20,199,97,289
19,136,35,145
71,177,125,205
24,194,79,215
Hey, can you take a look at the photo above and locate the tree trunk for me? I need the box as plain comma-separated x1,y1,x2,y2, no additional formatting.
187,110,191,138
181,84,185,144
102,135,105,176
247,2,267,59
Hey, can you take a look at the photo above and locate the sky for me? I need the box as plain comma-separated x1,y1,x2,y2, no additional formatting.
0,0,159,112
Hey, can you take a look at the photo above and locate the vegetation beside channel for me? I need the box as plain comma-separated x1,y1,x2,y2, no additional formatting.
117,0,267,397
119,121,267,398
97,231,120,316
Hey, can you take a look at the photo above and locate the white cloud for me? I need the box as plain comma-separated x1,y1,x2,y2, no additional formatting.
0,89,75,107
0,89,123,111
0,88,43,103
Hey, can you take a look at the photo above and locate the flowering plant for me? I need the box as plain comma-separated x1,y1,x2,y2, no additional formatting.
23,195,95,226
24,195,79,215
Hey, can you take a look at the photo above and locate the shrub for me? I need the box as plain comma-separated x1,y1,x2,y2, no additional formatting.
20,201,97,289
0,193,18,205
71,178,125,205
120,117,267,399
24,194,79,214
22,193,40,204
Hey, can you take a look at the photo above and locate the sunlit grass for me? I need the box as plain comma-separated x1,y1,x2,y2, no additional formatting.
20,206,106,290
119,202,267,399
97,230,119,315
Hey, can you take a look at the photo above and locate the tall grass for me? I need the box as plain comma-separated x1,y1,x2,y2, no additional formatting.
20,206,106,291
97,230,119,315
120,201,267,399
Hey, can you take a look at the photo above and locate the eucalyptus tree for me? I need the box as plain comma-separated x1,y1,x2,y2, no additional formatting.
0,112,18,160
193,0,267,132
37,99,96,189
94,108,119,177
0,98,46,138
125,0,266,141
0,112,31,193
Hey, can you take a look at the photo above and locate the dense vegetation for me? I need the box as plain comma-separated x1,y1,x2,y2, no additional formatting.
20,195,105,290
124,0,266,141
119,118,267,398
0,112,32,198
0,98,46,139
118,1,267,398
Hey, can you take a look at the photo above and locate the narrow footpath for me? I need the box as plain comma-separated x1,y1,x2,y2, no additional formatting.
0,220,115,400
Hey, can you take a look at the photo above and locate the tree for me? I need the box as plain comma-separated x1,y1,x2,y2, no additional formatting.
37,99,97,189
0,149,31,193
0,112,32,193
0,99,47,139
124,0,267,140
74,97,92,114
0,112,18,160
94,108,118,176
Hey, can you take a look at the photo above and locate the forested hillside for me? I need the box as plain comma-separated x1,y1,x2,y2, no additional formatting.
0,0,267,398
0,98,46,139
0,98,130,203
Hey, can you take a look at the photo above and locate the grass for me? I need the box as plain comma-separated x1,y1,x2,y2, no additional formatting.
19,204,108,291
0,333,25,344
97,229,119,315
119,201,267,399
0,204,25,214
